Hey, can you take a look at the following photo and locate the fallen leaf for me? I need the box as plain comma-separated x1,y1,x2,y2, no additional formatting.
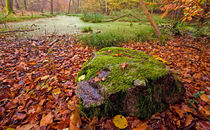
200,94,209,103
41,75,49,80
69,108,81,130
170,105,184,118
185,114,193,126
89,116,98,129
94,77,100,82
78,75,85,82
40,112,53,127
121,62,128,69
16,124,38,130
113,115,128,129
133,121,148,130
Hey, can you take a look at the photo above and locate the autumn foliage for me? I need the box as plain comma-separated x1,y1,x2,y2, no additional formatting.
0,33,209,129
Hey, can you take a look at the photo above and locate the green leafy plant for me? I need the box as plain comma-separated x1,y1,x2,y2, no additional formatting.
81,26,93,33
79,32,125,48
81,12,104,23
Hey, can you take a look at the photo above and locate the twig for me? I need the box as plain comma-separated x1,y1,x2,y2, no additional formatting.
103,14,129,22
49,39,59,46
175,45,201,52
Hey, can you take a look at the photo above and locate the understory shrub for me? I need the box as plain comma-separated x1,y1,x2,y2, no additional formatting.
81,12,104,23
79,32,125,48
82,26,93,33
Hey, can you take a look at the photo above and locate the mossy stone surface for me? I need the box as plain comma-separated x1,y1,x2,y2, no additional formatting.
76,47,185,119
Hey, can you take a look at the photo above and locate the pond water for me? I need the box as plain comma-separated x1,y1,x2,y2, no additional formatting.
0,16,86,37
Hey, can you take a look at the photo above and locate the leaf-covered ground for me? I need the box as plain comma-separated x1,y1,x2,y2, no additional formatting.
0,34,209,129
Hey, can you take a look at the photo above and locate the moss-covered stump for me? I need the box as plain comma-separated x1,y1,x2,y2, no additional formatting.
75,47,185,119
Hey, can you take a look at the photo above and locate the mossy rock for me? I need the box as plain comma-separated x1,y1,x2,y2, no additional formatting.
75,47,185,119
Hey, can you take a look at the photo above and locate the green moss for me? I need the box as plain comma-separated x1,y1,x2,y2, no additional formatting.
76,47,169,93
79,92,126,119
76,47,183,119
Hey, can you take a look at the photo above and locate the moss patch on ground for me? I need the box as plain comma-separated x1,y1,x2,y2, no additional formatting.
76,47,184,119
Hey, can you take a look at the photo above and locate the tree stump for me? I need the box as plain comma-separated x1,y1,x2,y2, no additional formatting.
75,47,185,119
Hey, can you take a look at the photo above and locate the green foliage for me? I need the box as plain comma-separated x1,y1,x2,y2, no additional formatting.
81,26,93,33
79,32,125,48
81,12,104,23
193,25,210,38
79,93,125,119
170,21,186,35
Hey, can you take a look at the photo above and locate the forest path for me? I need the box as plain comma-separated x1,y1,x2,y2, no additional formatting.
0,16,86,37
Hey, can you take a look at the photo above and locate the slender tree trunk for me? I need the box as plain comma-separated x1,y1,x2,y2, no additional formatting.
68,0,71,14
139,0,161,42
105,0,108,14
41,0,45,13
77,0,79,13
50,0,53,15
14,0,19,9
0,0,4,9
72,0,74,13
23,0,27,10
6,0,14,14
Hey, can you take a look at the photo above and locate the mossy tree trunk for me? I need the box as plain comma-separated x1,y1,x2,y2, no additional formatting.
5,0,14,15
50,0,53,15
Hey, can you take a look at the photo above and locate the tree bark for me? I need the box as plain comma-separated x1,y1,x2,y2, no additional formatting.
41,0,45,13
77,0,80,13
105,0,108,14
139,0,161,42
0,0,4,9
14,0,19,9
5,0,14,14
72,0,74,13
23,0,27,10
50,0,53,15
68,0,71,14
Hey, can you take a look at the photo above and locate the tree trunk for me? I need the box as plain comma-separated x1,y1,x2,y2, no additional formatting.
41,0,45,13
77,0,79,13
5,0,14,14
23,0,27,10
50,0,53,15
68,0,71,14
0,0,4,9
14,0,19,9
72,0,74,13
105,0,108,14
139,0,161,42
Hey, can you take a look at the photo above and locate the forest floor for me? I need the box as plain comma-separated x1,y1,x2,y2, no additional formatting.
0,33,209,129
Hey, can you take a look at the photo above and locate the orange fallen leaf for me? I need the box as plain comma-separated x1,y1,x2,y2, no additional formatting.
69,108,81,130
121,62,128,69
200,94,209,103
133,121,148,130
40,112,53,127
185,114,193,126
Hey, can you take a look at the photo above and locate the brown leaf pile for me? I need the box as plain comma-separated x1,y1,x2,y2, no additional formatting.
0,35,209,129
0,35,95,129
